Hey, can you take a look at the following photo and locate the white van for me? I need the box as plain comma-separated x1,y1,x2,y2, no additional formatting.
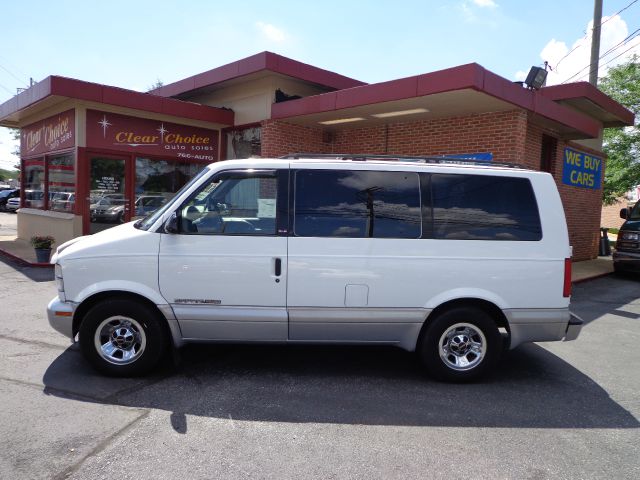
47,155,582,381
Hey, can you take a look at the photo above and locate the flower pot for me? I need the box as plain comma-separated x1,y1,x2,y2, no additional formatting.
34,248,51,263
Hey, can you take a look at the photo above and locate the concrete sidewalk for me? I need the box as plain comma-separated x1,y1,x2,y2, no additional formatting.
0,234,616,281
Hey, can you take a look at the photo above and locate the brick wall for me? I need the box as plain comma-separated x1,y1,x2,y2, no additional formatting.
263,110,528,161
523,120,605,260
261,120,325,158
261,110,604,260
601,197,633,230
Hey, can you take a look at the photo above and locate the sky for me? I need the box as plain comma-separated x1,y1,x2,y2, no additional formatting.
1,0,639,171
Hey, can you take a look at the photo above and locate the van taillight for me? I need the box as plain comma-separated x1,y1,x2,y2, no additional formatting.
563,258,572,297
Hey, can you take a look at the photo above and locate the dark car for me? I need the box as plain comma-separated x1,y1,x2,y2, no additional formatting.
613,199,640,274
0,189,19,211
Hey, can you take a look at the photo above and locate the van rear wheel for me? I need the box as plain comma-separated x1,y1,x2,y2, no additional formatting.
419,307,502,382
79,298,167,377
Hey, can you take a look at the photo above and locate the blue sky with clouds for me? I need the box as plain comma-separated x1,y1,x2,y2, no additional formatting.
1,0,639,170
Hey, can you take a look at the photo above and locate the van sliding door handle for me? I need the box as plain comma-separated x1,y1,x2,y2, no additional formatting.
274,258,282,277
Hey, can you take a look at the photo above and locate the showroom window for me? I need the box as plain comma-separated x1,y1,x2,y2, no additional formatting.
21,153,75,211
48,153,76,212
23,158,45,209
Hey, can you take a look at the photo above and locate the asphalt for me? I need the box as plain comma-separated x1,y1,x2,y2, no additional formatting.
0,257,638,480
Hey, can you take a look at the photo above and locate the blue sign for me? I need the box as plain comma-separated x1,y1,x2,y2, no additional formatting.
562,147,602,189
444,152,493,162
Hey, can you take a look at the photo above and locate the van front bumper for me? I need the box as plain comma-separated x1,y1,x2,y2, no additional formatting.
47,296,76,340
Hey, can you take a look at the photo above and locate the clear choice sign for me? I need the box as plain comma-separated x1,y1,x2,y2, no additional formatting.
562,147,602,189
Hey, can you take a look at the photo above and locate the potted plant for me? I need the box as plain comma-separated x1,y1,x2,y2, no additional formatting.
30,235,55,263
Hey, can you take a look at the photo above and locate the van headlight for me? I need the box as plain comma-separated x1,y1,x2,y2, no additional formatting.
55,264,66,302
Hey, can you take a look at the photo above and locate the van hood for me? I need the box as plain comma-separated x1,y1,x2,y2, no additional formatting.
53,222,160,263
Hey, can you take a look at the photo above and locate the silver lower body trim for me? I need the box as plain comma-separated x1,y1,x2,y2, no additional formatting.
504,308,572,349
289,307,428,351
172,305,288,341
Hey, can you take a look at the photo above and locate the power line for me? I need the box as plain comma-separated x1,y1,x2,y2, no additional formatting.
554,0,639,73
561,29,640,83
0,81,14,96
599,40,640,69
0,63,28,88
601,0,639,27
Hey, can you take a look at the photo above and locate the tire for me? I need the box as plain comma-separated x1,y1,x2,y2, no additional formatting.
79,298,167,377
418,307,502,382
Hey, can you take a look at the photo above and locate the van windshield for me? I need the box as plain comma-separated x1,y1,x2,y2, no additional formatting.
135,166,210,231
629,200,640,220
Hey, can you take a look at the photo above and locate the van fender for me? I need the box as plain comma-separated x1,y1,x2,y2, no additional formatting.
423,288,509,312
74,280,170,308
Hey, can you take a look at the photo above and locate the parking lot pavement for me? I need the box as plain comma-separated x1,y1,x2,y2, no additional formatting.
0,256,638,479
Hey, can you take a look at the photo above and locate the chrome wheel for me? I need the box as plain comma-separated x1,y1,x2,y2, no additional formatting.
438,322,486,371
94,316,146,365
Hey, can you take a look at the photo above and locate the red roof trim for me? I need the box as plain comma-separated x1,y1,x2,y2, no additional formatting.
154,51,366,98
540,82,634,125
0,76,234,125
271,63,615,138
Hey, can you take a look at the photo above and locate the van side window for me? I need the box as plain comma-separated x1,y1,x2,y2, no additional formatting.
294,170,421,238
179,173,277,235
431,174,542,241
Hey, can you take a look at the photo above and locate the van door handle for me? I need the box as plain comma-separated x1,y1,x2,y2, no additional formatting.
274,258,282,277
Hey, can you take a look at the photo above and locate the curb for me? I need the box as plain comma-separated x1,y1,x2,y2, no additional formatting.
0,247,53,268
572,272,613,284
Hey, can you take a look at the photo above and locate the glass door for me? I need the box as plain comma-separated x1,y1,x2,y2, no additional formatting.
87,155,131,234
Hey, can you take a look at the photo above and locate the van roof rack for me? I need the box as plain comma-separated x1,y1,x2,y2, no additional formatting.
281,153,526,169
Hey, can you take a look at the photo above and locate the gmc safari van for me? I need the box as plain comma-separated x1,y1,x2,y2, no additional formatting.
614,199,640,274
47,155,583,381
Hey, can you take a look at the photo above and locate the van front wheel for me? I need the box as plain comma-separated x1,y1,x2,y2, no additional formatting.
419,307,502,382
79,298,167,377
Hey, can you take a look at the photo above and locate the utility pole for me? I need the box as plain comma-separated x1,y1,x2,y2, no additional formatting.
589,0,603,86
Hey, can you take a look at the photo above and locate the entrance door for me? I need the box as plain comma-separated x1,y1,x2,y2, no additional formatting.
86,155,132,234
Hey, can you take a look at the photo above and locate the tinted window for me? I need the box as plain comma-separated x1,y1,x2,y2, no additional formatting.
294,170,421,238
431,174,542,241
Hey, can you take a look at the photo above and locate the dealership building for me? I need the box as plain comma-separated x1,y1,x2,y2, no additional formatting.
0,51,633,260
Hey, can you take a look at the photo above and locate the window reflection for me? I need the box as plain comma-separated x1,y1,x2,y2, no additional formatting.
431,174,542,241
294,170,422,238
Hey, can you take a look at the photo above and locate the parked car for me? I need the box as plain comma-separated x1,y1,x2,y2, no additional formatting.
105,195,168,223
613,199,640,274
0,188,19,211
6,196,20,212
48,155,582,381
89,194,125,222
51,192,76,212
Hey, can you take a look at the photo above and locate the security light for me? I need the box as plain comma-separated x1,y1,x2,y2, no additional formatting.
525,66,548,90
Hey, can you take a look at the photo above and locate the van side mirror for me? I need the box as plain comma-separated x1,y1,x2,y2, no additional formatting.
164,213,179,234
620,208,628,220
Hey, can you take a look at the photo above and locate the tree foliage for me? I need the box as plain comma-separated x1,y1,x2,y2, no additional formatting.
600,57,640,205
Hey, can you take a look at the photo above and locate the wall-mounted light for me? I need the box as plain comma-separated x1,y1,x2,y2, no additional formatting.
525,66,548,90
319,117,366,125
371,108,429,118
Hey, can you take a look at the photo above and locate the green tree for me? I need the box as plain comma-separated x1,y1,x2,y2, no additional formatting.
600,57,640,205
